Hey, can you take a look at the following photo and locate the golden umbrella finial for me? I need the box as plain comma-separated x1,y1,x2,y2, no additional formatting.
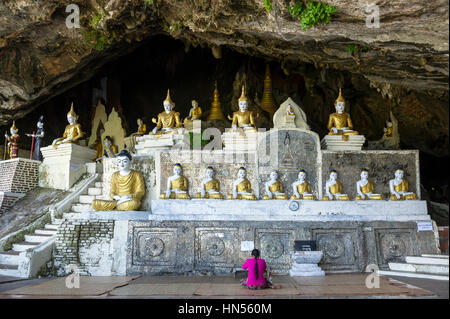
238,84,248,102
67,102,78,118
164,89,175,107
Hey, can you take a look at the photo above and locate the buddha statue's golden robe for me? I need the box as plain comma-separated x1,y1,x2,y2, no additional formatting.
327,113,359,135
194,179,224,199
390,179,418,200
231,111,256,130
355,181,384,200
138,124,147,135
263,181,288,200
54,123,84,148
290,182,316,200
322,181,349,201
384,127,393,138
153,110,183,134
159,176,190,199
227,179,257,200
92,170,145,211
191,107,202,120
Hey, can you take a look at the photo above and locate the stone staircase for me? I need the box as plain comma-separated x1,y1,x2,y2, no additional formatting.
68,181,104,214
379,254,449,281
0,222,61,277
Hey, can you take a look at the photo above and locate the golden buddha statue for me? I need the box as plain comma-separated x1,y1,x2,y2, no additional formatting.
262,170,288,200
136,118,147,136
327,88,359,136
229,85,257,132
92,150,145,211
159,163,190,199
383,121,393,138
207,82,226,120
194,166,224,199
151,89,183,135
321,170,350,201
227,167,257,200
183,100,203,128
291,170,316,200
389,169,418,200
355,169,384,200
52,103,84,149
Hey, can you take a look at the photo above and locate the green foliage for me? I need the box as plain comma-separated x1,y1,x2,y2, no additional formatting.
263,0,273,13
347,44,356,53
2,213,51,251
90,12,104,28
288,1,337,30
360,45,369,52
187,133,211,149
81,29,111,51
143,0,154,7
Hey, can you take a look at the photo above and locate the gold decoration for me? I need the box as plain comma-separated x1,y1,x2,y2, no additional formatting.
67,102,78,118
10,120,18,132
260,64,277,119
238,85,248,102
207,82,226,120
163,89,175,107
335,88,345,105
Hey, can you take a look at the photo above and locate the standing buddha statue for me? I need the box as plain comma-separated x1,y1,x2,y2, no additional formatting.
327,88,359,136
151,89,183,135
52,103,84,149
4,121,20,159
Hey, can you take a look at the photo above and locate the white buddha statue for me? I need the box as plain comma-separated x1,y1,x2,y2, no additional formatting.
389,169,418,200
159,163,190,199
194,166,224,199
355,169,383,200
226,167,257,200
327,88,359,136
230,85,257,133
321,170,350,201
151,89,183,135
262,170,288,200
291,170,316,200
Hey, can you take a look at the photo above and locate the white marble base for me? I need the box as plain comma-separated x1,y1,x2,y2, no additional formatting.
290,251,325,277
321,135,366,151
39,143,97,190
135,134,185,155
150,199,430,222
222,131,259,151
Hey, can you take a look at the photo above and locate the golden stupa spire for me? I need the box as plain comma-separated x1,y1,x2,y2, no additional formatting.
207,81,226,120
335,88,345,104
10,120,18,132
164,89,175,107
238,84,248,102
260,63,277,120
67,102,78,118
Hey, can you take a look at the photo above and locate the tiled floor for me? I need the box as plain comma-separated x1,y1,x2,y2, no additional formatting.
0,274,442,299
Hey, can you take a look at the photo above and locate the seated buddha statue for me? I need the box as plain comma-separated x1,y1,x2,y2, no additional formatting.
262,170,288,200
355,169,383,200
52,103,84,149
194,166,224,199
228,85,257,133
159,163,190,199
291,170,316,200
135,118,147,136
151,89,183,135
321,170,350,201
92,150,145,211
102,136,118,159
184,100,202,123
327,88,359,136
227,167,257,200
389,169,418,200
383,121,393,138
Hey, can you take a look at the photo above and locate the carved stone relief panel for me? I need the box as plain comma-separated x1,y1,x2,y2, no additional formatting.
131,226,177,266
375,228,417,268
255,228,294,269
195,227,238,268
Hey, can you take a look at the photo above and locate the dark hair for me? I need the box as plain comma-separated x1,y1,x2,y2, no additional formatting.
251,249,260,279
117,149,132,161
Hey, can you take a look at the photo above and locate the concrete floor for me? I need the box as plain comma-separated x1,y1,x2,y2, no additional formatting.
0,273,446,299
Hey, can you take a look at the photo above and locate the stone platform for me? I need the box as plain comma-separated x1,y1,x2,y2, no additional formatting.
321,135,366,151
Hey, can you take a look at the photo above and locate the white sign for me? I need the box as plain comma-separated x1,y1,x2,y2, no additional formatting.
417,222,433,232
240,241,254,252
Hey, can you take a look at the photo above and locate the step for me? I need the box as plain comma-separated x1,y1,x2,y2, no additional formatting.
71,203,93,213
0,251,21,264
95,195,108,200
12,241,40,252
421,254,449,259
389,262,449,275
88,187,102,196
35,229,57,235
95,182,103,188
24,234,53,243
44,224,59,230
79,195,95,204
379,270,449,281
405,256,449,266
0,264,20,277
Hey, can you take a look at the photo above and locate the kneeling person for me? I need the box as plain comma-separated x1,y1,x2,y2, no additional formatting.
92,150,145,211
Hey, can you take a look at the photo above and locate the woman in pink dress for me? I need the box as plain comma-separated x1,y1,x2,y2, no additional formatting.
240,249,280,290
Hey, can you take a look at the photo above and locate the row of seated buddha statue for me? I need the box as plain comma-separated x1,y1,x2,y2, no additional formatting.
157,163,418,201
